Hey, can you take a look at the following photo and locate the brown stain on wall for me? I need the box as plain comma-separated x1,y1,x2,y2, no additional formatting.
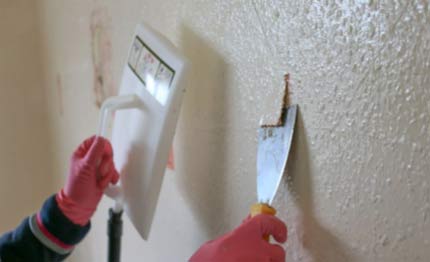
90,7,114,108
56,73,64,116
167,146,175,170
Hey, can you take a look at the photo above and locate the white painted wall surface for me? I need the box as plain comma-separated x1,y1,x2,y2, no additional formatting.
0,0,52,233
33,0,430,261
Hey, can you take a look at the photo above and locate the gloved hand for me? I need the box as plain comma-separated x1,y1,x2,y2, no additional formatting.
56,136,120,225
189,214,287,262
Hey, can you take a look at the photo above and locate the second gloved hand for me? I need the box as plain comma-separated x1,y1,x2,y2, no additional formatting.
189,214,287,262
56,136,120,225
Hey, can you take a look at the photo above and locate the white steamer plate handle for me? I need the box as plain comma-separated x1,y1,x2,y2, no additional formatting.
96,94,141,212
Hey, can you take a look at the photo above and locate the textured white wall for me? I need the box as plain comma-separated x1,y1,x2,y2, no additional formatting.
35,0,430,261
0,0,52,233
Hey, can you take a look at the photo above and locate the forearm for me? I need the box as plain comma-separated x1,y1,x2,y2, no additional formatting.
0,195,90,261
0,136,119,261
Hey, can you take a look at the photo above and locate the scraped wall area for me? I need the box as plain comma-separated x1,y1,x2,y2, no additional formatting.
1,0,428,261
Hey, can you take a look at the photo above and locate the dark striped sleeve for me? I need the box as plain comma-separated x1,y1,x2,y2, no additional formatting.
0,195,91,261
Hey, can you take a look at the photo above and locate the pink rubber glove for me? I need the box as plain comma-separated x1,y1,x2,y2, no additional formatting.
189,214,287,262
56,136,120,225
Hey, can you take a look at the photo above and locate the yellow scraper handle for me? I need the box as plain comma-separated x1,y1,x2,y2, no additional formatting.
250,203,277,241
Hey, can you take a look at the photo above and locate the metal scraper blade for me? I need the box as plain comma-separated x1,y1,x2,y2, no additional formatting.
257,105,297,205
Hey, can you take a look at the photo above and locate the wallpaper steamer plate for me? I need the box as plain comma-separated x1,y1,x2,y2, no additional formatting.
97,21,188,247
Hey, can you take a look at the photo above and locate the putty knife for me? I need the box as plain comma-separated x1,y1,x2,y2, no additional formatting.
250,104,297,219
